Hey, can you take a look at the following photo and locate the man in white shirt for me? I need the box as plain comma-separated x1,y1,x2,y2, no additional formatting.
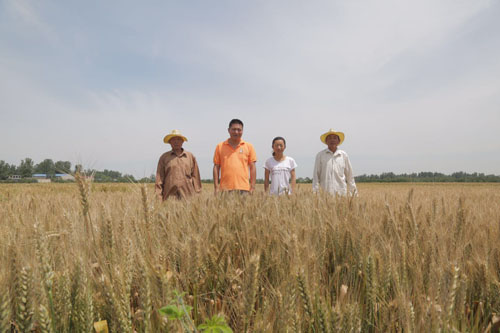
312,129,357,196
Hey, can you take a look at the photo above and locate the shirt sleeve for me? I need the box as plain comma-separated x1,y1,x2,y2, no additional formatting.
155,156,165,198
289,157,297,170
248,144,257,164
344,153,358,196
312,152,321,193
264,158,270,170
213,143,221,165
192,155,202,193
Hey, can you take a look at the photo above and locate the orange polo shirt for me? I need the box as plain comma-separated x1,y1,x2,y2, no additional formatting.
213,140,257,191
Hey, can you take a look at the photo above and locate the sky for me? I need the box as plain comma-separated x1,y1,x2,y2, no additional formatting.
1,0,499,179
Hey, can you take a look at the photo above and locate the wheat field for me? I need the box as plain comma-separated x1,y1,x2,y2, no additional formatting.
1,181,500,332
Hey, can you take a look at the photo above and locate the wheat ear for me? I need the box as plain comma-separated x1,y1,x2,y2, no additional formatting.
244,254,260,333
0,285,11,333
16,266,33,332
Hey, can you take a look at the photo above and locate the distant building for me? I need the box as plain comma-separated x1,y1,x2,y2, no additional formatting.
32,174,50,183
55,173,75,181
31,173,75,182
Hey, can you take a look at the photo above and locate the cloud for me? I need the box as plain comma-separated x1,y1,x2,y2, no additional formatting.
0,0,499,178
3,0,57,44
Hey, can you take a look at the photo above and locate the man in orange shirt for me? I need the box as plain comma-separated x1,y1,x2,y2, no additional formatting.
213,119,257,194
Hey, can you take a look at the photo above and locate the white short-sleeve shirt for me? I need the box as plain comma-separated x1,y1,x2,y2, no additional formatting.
264,156,297,195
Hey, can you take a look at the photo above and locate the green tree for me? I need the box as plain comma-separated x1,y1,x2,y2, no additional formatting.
54,161,72,173
122,174,136,181
9,164,17,175
19,158,35,178
103,169,122,179
35,159,55,177
0,160,12,180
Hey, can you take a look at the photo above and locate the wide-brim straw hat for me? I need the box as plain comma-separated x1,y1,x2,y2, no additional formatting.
320,129,345,145
163,129,188,143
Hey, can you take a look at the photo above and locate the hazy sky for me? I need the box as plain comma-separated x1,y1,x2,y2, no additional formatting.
1,0,499,179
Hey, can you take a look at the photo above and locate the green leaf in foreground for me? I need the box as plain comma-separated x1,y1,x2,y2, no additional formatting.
158,304,192,320
198,315,233,333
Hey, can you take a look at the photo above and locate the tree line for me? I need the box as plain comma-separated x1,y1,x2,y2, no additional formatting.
0,158,154,183
355,171,500,182
204,172,500,183
2,158,499,183
0,158,72,180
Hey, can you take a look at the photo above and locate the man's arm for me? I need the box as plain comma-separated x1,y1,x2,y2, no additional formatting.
248,144,257,194
249,162,256,194
213,164,220,194
213,144,221,194
192,156,202,194
344,154,357,196
155,157,165,200
312,153,321,193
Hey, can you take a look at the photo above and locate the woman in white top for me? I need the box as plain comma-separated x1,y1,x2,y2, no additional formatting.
264,137,297,195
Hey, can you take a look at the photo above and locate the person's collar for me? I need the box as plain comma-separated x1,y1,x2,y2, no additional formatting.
170,148,186,156
225,139,245,146
325,148,341,156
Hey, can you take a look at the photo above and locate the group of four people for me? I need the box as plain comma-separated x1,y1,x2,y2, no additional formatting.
155,118,357,201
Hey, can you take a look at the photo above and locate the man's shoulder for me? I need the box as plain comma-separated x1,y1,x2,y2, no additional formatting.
316,148,329,156
159,150,174,160
335,149,348,156
317,148,348,156
241,140,255,151
241,139,253,145
183,150,196,158
215,140,228,149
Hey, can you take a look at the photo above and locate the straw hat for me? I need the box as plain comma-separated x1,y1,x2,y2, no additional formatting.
163,129,188,143
320,129,345,145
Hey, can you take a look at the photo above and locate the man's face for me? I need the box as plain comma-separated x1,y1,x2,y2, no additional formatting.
169,136,184,151
228,123,243,141
325,134,340,151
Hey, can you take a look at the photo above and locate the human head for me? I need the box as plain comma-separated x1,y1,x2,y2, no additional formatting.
228,119,244,142
271,136,286,156
325,134,340,152
169,136,184,151
228,119,244,128
320,129,345,145
163,129,187,152
326,134,339,142
163,129,188,144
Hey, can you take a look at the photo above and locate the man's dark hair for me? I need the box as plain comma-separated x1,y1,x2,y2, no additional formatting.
228,119,244,128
